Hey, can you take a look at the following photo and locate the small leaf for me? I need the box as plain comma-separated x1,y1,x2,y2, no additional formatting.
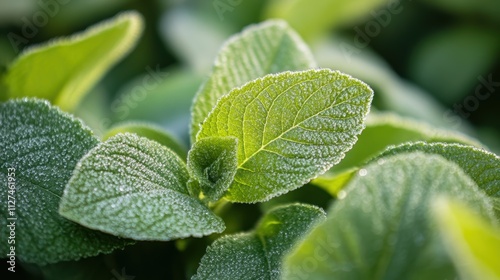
187,136,238,202
104,122,188,160
192,203,326,280
373,142,500,198
432,198,500,280
283,152,496,279
2,11,143,111
0,98,130,265
59,133,225,240
198,69,373,203
190,19,316,142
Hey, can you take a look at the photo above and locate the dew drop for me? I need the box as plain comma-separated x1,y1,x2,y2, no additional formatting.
358,169,367,177
337,190,347,200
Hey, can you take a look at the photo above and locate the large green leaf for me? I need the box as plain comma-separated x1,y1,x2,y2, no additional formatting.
59,133,225,240
374,142,500,197
283,152,496,279
197,69,373,203
2,11,143,111
190,19,316,143
263,0,390,40
432,198,500,280
0,98,130,265
192,203,325,280
187,136,238,202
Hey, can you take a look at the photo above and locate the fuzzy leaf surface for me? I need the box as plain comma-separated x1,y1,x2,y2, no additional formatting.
187,136,238,202
0,99,130,264
59,133,224,240
283,152,496,279
2,11,143,111
192,203,325,280
190,20,316,142
198,69,373,202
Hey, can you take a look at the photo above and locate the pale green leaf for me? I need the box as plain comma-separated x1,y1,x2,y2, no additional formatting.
0,98,130,265
263,0,391,40
187,136,238,202
374,142,500,198
59,133,225,240
104,122,188,160
192,203,326,280
2,11,143,111
190,19,316,143
330,112,483,173
197,69,373,203
432,198,500,280
283,152,496,279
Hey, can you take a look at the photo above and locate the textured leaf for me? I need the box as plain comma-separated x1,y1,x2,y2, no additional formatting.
59,133,224,240
432,198,500,280
197,69,373,203
2,11,143,111
104,122,188,160
263,0,389,40
0,98,130,265
187,137,238,202
192,203,325,280
283,152,496,279
374,142,500,198
190,19,316,142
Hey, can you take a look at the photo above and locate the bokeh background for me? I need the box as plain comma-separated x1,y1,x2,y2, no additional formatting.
0,0,499,279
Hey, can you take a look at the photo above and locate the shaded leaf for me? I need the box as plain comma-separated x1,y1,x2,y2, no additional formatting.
192,203,325,280
198,69,373,203
59,133,224,240
187,136,238,202
432,198,500,280
190,19,316,142
104,122,188,160
0,98,130,265
283,152,496,279
2,11,143,111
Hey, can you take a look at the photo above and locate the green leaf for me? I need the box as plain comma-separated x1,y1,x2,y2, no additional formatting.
190,19,316,143
373,142,500,198
2,11,143,111
59,133,225,240
409,26,500,103
197,69,373,203
432,198,500,280
187,136,238,202
330,112,483,174
192,203,326,280
263,0,390,40
0,98,130,265
283,152,496,279
104,122,188,160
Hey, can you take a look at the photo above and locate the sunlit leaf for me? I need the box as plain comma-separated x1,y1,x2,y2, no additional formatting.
2,11,143,111
198,69,373,202
190,19,316,142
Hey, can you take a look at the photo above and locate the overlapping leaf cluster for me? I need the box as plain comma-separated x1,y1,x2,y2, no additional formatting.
1,10,499,280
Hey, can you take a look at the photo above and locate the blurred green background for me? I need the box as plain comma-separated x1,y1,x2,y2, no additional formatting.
0,0,498,279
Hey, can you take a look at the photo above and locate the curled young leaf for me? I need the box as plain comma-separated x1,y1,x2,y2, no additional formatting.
59,133,225,241
187,136,238,202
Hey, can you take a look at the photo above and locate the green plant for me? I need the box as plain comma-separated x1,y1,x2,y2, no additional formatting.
1,11,499,280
